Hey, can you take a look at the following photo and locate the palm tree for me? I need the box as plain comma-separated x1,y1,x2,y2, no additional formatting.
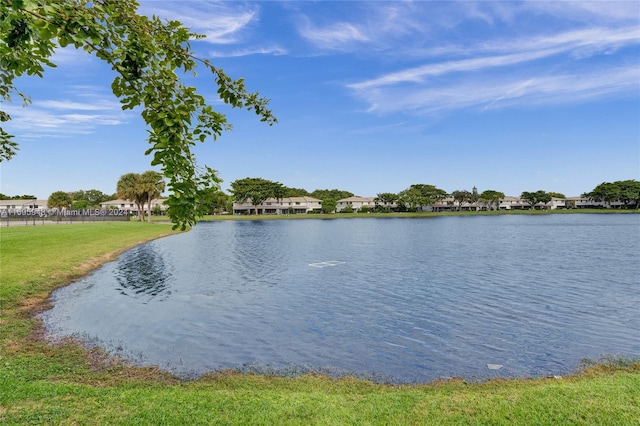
117,173,146,221
139,171,165,222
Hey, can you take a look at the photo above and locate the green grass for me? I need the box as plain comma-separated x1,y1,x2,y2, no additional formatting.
141,208,639,224
0,222,178,308
1,222,639,424
192,208,639,222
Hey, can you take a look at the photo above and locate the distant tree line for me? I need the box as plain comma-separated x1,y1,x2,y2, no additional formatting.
36,177,640,221
0,194,37,200
226,179,542,214
226,178,640,214
229,177,355,214
46,189,116,210
582,180,640,209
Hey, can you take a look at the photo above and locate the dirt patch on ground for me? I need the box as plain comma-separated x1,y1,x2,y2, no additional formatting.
23,299,180,386
75,251,122,272
22,296,51,314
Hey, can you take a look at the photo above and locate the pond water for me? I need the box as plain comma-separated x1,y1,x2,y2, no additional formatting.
41,214,640,383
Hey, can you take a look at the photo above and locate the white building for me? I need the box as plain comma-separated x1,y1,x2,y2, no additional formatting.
0,199,48,211
100,198,168,213
336,196,376,212
564,196,623,209
233,197,322,215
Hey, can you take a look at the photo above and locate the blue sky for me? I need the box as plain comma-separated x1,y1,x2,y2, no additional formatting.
1,0,639,199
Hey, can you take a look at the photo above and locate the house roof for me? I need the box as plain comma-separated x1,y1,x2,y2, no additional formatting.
337,196,375,203
286,197,322,203
100,198,167,205
0,199,47,207
100,199,138,206
236,197,322,205
566,196,588,201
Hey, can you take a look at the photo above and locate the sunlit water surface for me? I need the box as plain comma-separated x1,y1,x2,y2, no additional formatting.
41,214,640,383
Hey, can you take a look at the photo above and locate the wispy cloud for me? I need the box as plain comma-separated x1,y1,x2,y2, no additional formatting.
37,99,121,111
351,26,640,90
298,18,369,51
49,46,95,65
4,95,130,137
349,48,566,91
410,26,640,61
140,1,259,44
354,65,639,116
289,0,640,57
520,1,640,24
347,20,640,116
209,45,288,58
294,2,428,52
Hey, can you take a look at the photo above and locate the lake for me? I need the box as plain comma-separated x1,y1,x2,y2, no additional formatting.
40,214,640,383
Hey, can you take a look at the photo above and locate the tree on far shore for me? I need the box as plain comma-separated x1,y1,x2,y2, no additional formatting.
310,189,354,214
320,198,337,213
398,184,448,211
230,177,286,215
375,192,398,207
584,180,640,209
520,190,552,210
47,191,72,209
117,173,147,221
284,187,310,197
310,189,354,201
548,192,566,199
139,171,165,223
451,190,472,211
0,193,36,200
69,189,114,208
479,190,505,211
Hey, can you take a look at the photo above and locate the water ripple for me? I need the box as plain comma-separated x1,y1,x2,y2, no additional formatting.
41,215,640,383
114,243,174,303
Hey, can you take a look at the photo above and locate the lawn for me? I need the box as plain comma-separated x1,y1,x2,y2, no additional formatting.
1,221,638,424
193,208,639,222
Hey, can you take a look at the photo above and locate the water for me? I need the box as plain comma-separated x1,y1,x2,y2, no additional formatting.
40,214,640,383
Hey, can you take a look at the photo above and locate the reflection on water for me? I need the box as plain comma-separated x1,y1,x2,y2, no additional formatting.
41,215,640,383
115,244,172,303
229,221,285,289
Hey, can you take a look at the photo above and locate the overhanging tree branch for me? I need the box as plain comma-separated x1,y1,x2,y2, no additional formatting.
1,0,277,230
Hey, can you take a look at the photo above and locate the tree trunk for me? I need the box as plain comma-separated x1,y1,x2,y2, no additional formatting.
136,202,144,221
147,196,153,223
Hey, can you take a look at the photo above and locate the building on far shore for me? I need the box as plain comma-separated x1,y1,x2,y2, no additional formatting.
99,198,168,214
6,194,626,217
233,197,322,215
335,196,377,212
564,196,623,209
231,194,632,215
0,199,48,211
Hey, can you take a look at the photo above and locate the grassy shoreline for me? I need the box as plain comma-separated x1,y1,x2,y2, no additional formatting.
1,221,639,424
191,208,640,222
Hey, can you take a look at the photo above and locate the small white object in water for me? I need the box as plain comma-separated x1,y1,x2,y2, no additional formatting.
487,363,503,370
308,260,346,268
